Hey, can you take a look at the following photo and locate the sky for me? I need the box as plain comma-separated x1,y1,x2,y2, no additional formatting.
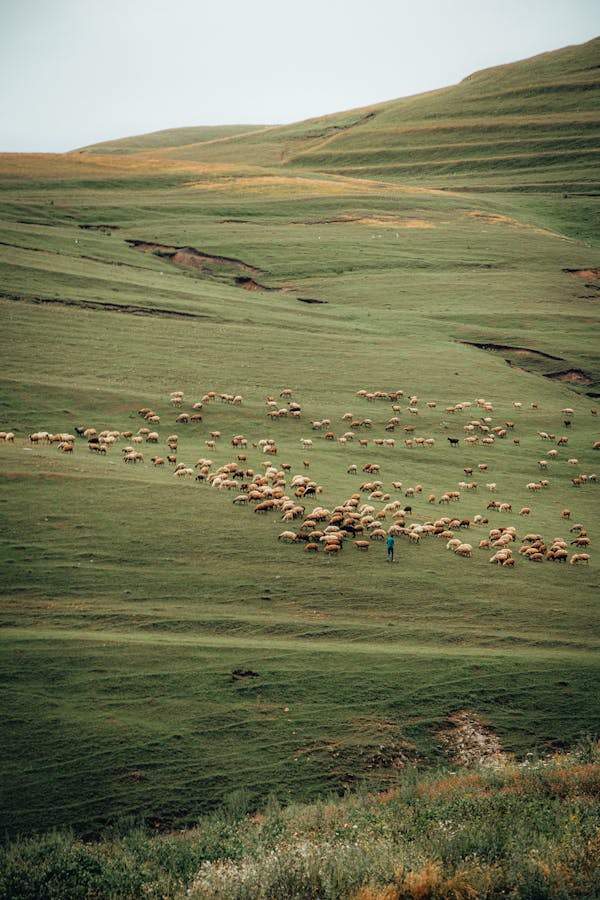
1,0,599,153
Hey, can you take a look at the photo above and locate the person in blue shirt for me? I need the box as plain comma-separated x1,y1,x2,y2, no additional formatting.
387,533,395,562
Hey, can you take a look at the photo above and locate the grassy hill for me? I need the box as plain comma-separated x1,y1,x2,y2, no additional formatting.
0,36,599,860
77,124,270,155
81,37,600,196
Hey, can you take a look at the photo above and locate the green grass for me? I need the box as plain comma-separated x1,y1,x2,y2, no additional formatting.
0,38,599,851
1,746,599,898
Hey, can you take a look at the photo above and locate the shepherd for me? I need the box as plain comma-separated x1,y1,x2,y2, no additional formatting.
387,534,395,563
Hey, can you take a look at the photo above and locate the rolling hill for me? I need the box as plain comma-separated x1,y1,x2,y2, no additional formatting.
76,37,600,194
0,35,599,854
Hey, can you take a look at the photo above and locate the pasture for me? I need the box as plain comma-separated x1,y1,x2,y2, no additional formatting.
1,39,599,841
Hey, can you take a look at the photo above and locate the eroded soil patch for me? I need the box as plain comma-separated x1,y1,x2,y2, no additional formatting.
438,710,510,768
544,369,593,385
563,268,600,282
294,214,434,228
127,240,263,274
461,341,563,361
127,240,284,292
468,211,562,238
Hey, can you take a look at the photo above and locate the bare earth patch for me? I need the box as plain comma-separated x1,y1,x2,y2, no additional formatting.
545,369,593,385
468,211,563,238
564,268,600,281
294,214,434,228
437,710,511,768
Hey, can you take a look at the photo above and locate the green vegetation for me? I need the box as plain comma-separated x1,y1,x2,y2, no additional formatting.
1,745,599,898
0,36,599,895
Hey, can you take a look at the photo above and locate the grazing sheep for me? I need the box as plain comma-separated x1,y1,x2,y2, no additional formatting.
324,543,341,556
353,540,370,551
489,549,512,564
123,451,143,463
549,549,568,563
454,543,473,557
569,553,590,565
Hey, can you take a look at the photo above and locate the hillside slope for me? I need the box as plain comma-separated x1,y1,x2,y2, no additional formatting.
78,37,600,194
78,124,270,155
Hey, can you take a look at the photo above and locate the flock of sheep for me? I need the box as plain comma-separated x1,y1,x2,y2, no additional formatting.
5,386,598,569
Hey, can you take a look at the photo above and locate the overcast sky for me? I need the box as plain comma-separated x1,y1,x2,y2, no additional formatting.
1,0,599,153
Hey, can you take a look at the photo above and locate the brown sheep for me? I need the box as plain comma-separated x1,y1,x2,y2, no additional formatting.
570,553,590,565
454,543,473,557
353,540,370,551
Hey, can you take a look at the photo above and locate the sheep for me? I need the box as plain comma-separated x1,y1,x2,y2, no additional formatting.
278,531,297,542
323,543,341,556
304,542,319,553
454,543,473,557
569,553,590,565
527,552,545,562
353,540,370,551
123,451,143,463
490,549,512,564
549,549,568,563
519,507,531,516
